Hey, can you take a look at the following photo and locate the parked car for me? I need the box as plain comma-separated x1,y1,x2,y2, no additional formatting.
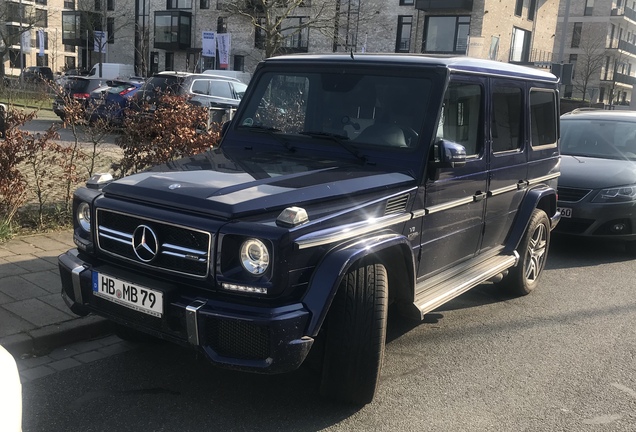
52,77,107,121
88,79,144,125
555,109,636,254
0,345,22,432
58,54,560,405
183,74,247,123
20,66,54,83
130,71,192,112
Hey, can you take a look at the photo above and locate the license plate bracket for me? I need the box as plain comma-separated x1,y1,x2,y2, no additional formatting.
557,207,572,218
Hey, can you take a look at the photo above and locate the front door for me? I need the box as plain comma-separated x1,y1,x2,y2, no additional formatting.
418,76,488,279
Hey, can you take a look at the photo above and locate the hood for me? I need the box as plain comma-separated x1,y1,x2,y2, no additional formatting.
560,155,636,189
102,149,415,219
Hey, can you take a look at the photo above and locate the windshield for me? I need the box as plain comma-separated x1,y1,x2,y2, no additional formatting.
236,71,432,149
561,118,636,160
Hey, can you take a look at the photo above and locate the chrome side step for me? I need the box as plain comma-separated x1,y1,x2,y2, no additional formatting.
412,252,519,320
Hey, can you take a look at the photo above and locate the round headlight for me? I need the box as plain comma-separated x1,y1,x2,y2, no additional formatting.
240,239,270,275
77,202,91,233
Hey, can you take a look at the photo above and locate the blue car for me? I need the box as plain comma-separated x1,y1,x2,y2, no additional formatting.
88,80,143,125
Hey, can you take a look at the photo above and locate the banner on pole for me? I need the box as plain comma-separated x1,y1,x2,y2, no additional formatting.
38,30,45,57
94,31,107,53
217,33,231,69
21,31,31,54
202,31,216,57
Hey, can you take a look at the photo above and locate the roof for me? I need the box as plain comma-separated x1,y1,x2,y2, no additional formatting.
561,110,636,121
264,53,559,83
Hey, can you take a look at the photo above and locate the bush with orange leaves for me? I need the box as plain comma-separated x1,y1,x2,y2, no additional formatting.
116,94,222,176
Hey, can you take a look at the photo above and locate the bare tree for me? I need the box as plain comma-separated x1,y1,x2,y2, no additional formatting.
572,27,607,103
0,2,39,80
220,0,364,59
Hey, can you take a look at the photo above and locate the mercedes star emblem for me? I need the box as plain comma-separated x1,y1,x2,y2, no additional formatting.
132,225,159,262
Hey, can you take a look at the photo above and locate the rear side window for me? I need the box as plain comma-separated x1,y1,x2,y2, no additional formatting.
530,89,558,147
209,81,233,98
492,86,523,152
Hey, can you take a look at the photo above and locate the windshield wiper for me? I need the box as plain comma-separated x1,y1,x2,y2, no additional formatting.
237,124,294,152
299,131,367,164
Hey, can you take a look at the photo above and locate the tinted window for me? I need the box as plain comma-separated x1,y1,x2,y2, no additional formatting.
492,86,523,152
141,76,182,94
65,78,90,92
209,81,232,98
437,82,483,155
530,90,557,147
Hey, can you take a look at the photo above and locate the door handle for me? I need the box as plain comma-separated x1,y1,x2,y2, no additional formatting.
473,191,487,202
517,180,529,190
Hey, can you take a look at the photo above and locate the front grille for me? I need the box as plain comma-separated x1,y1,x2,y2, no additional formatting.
96,209,211,278
558,187,592,203
204,318,271,360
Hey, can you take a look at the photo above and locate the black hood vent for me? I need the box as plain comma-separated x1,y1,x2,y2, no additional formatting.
385,194,409,215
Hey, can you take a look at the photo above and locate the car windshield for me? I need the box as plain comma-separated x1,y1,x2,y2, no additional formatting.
140,76,182,94
236,70,432,149
64,78,90,92
561,118,636,160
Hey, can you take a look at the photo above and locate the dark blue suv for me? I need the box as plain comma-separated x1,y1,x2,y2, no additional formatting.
58,54,561,405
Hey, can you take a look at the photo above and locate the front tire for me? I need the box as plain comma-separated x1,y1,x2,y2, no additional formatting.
503,209,550,296
319,261,388,405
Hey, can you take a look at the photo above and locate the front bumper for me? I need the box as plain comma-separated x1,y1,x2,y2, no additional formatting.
59,249,313,374
555,199,636,241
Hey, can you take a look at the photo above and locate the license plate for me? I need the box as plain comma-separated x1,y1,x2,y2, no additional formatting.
557,207,572,218
92,272,163,317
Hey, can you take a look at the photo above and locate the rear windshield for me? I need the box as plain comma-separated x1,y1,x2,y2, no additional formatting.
64,78,90,92
140,76,183,94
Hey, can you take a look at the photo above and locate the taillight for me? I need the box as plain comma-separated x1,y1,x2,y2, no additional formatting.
73,93,90,100
119,87,136,96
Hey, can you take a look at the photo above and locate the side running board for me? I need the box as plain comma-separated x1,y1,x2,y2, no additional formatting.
411,252,519,320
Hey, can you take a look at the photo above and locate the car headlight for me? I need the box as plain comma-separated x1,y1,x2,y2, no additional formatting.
240,238,270,275
76,202,91,232
592,185,636,203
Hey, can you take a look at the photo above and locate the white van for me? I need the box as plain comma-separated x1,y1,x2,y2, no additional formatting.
88,63,134,80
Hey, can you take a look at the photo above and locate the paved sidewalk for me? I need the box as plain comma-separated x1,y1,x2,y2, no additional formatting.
0,230,111,357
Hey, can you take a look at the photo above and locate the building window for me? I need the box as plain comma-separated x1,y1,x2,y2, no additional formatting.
424,16,470,54
167,0,192,8
107,0,114,11
396,16,412,53
510,27,532,62
233,54,244,71
154,11,192,50
35,9,48,28
107,17,114,43
95,0,101,10
200,0,210,8
255,17,266,49
571,22,582,48
569,53,578,76
64,56,76,70
64,44,75,52
280,17,309,52
36,54,49,67
584,0,594,16
165,52,174,70
217,17,227,33
400,0,414,4
9,50,24,68
528,0,537,20
64,0,75,9
36,0,48,5
515,0,524,17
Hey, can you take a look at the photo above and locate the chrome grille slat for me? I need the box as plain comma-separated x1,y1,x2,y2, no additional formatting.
96,209,212,278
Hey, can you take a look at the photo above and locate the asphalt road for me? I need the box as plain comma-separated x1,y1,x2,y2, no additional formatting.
17,234,636,431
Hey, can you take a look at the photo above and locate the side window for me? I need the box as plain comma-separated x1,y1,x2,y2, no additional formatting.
530,89,558,147
437,81,483,156
209,81,233,98
492,86,523,152
190,79,208,94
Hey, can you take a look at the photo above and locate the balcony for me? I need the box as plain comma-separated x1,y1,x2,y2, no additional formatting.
61,10,101,46
610,7,636,23
154,11,192,51
614,73,636,86
415,0,473,11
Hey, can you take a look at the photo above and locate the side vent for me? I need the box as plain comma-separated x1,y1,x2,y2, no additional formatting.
385,194,409,215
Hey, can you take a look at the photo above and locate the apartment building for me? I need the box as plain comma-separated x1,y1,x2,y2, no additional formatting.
555,0,636,108
2,0,79,77
52,1,560,78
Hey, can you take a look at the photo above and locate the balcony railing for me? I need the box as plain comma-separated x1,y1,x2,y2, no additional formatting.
415,0,473,11
614,73,636,86
611,7,636,22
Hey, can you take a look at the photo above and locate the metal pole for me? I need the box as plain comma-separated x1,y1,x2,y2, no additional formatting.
558,0,572,63
19,0,23,85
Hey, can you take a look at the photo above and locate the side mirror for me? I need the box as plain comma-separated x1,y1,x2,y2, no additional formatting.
435,139,467,169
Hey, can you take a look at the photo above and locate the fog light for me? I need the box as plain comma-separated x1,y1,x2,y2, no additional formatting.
611,223,626,233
